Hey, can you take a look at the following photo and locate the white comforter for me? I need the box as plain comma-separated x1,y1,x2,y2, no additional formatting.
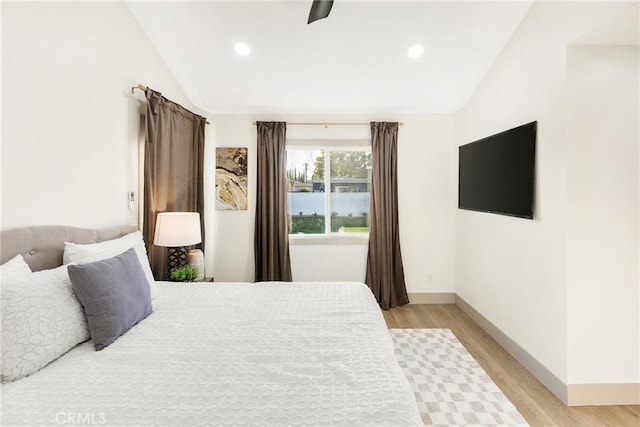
1,281,422,426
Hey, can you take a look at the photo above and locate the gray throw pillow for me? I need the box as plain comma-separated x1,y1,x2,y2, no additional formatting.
68,248,152,351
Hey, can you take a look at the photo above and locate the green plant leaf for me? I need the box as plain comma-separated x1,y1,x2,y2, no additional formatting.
170,265,199,282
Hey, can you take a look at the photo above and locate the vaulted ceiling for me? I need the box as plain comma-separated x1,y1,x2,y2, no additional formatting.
127,1,534,114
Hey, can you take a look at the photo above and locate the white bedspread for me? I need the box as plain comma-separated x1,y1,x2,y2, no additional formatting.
1,281,422,426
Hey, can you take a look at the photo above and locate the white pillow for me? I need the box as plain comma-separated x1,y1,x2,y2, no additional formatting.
63,231,156,295
1,265,90,383
0,255,31,278
0,255,32,381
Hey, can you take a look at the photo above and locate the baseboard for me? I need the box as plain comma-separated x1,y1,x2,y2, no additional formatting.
455,295,640,406
408,292,456,304
567,383,640,406
454,295,569,404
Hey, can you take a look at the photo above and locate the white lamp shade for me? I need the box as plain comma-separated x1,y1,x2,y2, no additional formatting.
154,212,202,247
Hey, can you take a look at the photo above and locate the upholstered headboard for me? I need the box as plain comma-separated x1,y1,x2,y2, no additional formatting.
1,226,137,272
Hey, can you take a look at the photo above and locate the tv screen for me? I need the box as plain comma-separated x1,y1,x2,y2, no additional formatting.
458,121,536,219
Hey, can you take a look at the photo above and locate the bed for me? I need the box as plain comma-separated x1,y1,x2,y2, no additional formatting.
0,226,422,426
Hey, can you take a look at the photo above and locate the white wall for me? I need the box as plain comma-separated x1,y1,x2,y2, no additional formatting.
566,45,639,384
1,2,208,230
207,114,456,294
455,0,634,391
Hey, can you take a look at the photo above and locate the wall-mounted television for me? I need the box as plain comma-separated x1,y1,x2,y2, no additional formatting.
458,121,536,219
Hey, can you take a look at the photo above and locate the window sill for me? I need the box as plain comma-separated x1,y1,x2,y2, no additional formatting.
288,233,369,246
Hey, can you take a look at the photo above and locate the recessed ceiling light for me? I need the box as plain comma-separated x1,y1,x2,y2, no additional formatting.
234,42,251,56
407,44,424,59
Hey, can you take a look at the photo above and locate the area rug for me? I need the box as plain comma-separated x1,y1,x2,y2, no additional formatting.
390,328,529,426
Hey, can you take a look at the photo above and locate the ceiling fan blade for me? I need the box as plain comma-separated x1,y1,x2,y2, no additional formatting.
308,0,334,24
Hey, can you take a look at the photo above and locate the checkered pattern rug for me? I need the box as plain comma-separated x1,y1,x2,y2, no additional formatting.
390,328,529,426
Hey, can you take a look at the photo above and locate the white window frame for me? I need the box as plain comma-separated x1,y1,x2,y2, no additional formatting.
286,139,371,245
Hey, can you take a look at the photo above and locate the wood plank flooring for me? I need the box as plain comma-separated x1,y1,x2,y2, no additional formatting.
384,304,640,427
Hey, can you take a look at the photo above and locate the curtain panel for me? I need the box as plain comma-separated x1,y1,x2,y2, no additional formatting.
254,121,292,282
143,88,206,281
365,122,409,309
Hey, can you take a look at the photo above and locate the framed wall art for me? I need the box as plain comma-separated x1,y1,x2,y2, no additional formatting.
215,147,248,210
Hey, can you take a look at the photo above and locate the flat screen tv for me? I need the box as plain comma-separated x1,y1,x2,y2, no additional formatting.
458,121,536,219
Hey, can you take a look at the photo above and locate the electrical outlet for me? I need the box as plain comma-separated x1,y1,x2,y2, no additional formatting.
427,274,433,283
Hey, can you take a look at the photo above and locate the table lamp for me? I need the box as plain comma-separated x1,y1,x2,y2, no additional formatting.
153,212,204,280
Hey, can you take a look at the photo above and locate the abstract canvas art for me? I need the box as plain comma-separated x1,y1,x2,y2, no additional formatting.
215,147,248,210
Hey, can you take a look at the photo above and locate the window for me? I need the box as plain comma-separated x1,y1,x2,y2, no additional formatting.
286,146,371,235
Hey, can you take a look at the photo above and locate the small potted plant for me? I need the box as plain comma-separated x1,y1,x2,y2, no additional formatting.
170,265,200,282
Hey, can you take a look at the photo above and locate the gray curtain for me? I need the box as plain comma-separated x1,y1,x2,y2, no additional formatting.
143,88,206,281
254,121,292,282
365,122,409,309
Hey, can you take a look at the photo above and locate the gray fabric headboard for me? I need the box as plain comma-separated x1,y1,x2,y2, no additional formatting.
0,226,137,272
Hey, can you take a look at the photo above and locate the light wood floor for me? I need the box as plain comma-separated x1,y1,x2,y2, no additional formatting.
383,304,640,427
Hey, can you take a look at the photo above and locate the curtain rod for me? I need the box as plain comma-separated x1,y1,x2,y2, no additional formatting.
131,84,148,94
251,121,404,127
131,84,210,125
